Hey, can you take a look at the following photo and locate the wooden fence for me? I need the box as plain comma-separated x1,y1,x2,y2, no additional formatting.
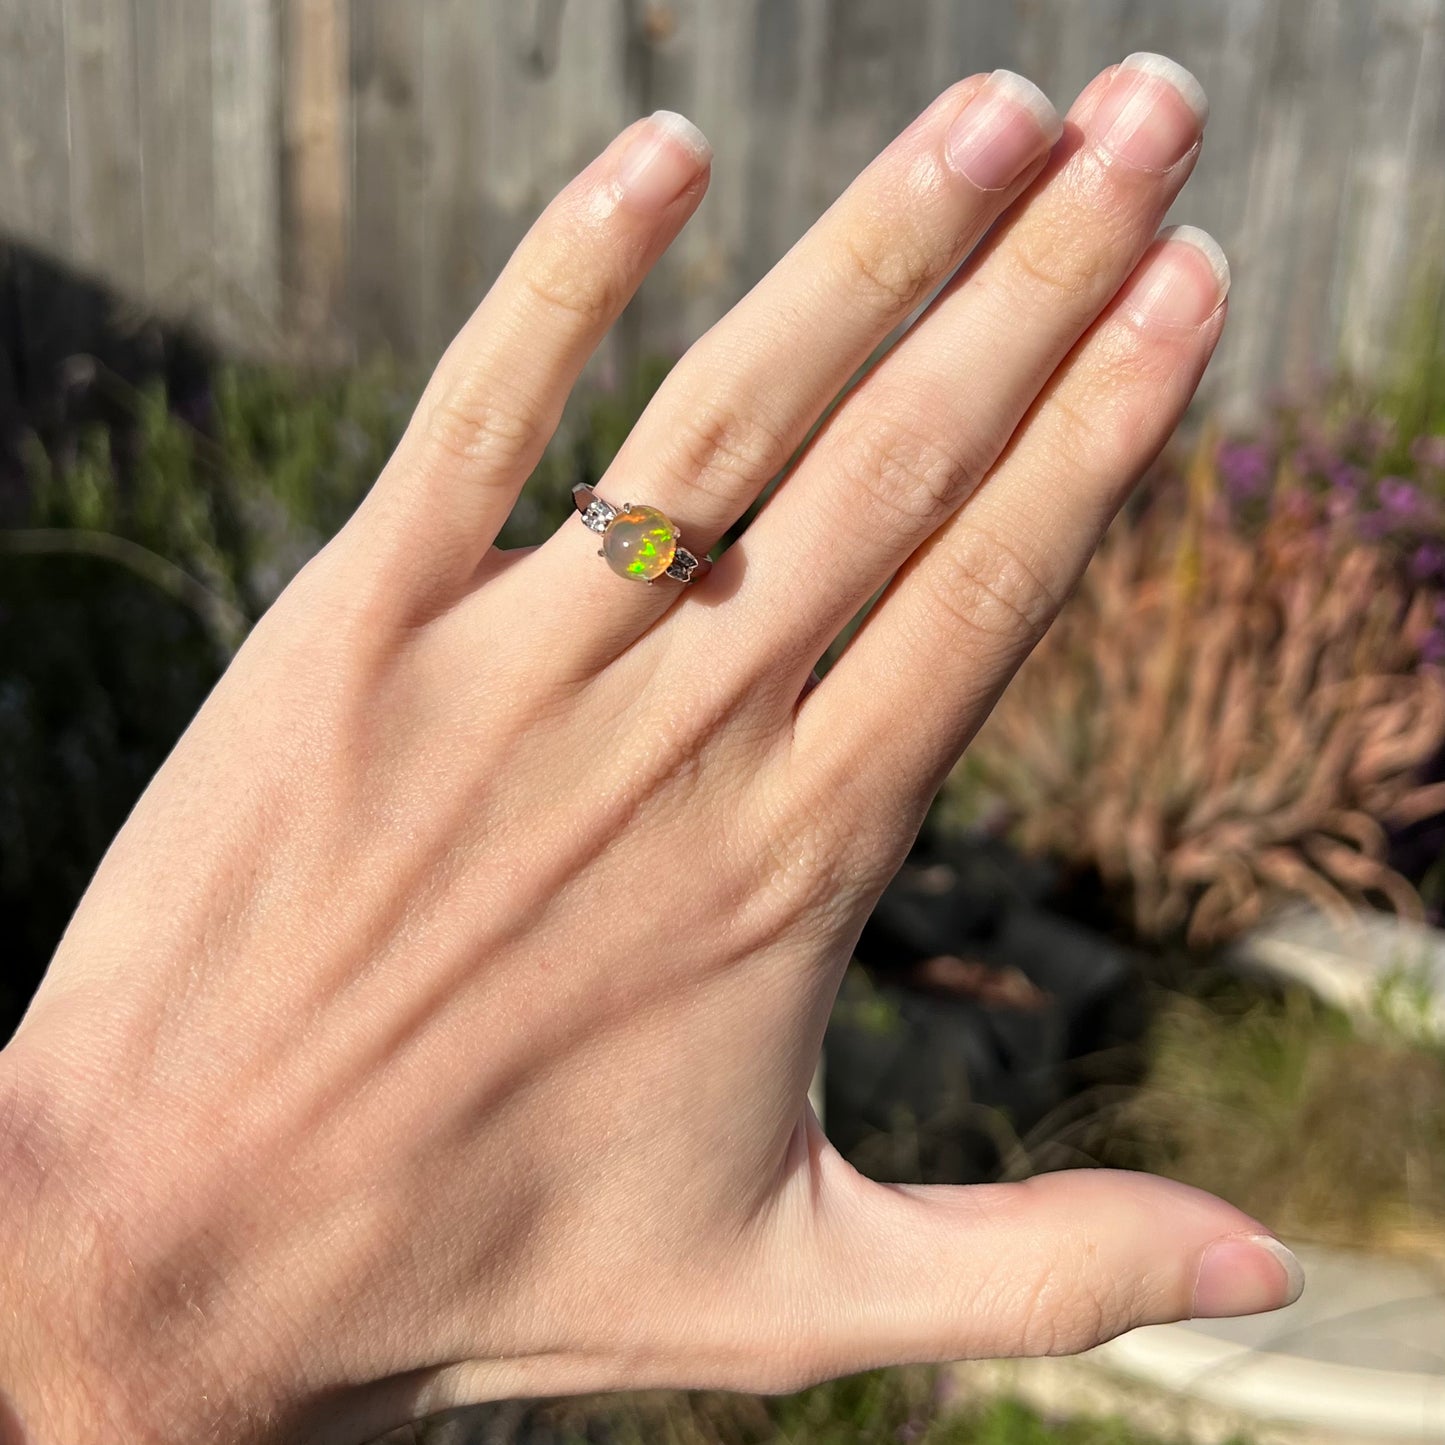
1,0,1443,415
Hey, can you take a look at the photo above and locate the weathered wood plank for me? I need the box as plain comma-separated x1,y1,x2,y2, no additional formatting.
349,0,426,356
0,0,70,252
1338,0,1445,381
211,0,282,347
136,0,215,317
743,0,829,283
419,0,491,359
1208,0,1335,415
62,0,145,291
3,0,1441,412
282,0,349,357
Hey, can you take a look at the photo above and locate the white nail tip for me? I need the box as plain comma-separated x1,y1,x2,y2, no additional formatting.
1118,52,1210,125
1249,1234,1306,1305
648,109,712,163
988,69,1064,143
1158,224,1231,298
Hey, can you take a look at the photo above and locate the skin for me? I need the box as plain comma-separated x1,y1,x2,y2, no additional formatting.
0,60,1299,1445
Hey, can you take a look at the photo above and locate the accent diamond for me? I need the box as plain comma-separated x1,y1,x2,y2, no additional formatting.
581,500,616,533
665,547,700,582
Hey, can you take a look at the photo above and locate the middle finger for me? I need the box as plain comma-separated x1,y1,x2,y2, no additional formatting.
694,53,1209,690
518,70,1062,660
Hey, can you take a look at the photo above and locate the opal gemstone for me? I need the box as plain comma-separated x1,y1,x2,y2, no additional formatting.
603,504,677,581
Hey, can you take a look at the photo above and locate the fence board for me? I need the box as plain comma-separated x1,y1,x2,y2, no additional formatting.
211,0,282,347
419,0,491,359
1339,0,1445,382
349,0,425,356
283,0,350,355
0,0,1441,413
62,0,144,292
136,0,215,316
0,1,70,253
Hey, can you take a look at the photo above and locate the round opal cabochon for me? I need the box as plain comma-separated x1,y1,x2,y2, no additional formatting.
603,505,678,581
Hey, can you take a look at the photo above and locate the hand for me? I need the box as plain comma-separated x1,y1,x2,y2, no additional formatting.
1,56,1299,1445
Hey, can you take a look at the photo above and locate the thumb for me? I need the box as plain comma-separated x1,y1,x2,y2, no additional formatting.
762,1129,1304,1385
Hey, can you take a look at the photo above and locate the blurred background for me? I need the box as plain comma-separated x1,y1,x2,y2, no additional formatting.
2,2,1444,1443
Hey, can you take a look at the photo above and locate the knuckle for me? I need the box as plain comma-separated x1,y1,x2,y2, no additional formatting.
926,523,1062,652
1043,386,1112,482
834,414,985,533
1044,347,1166,493
1004,223,1101,313
750,807,849,929
518,241,620,328
663,401,792,507
837,226,940,313
418,379,551,478
725,776,858,950
1010,1267,1116,1356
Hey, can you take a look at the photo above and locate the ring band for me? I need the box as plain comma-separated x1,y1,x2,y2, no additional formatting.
573,484,710,584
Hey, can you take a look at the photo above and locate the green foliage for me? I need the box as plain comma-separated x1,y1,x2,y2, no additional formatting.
1082,980,1445,1255
492,1372,1198,1445
496,353,673,550
831,962,905,1037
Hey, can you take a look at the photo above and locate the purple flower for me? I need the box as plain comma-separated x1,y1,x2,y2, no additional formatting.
1378,475,1425,518
1326,459,1364,495
1218,441,1272,504
1412,541,1445,582
1354,510,1392,542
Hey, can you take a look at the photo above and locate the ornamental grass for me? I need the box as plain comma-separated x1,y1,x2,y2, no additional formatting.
961,401,1445,947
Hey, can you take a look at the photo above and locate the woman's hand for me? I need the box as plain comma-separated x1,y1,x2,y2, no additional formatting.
1,56,1299,1445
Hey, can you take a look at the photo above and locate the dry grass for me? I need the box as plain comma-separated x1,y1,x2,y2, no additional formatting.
1065,984,1445,1258
961,434,1445,947
381,1372,1198,1445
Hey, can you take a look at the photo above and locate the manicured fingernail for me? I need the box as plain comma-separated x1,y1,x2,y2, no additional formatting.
1093,53,1208,170
946,70,1062,190
617,110,711,209
1193,1234,1305,1318
1120,224,1230,326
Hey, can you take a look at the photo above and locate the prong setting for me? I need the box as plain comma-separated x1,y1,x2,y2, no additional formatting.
572,483,709,585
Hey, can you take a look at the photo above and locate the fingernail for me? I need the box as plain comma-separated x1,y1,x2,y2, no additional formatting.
1093,53,1208,171
1120,224,1230,327
946,70,1062,190
617,110,711,209
1193,1234,1305,1318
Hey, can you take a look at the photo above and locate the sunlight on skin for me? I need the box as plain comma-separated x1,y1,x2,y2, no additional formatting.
0,56,1297,1445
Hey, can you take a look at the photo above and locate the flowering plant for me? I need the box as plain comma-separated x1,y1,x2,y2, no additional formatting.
962,406,1445,946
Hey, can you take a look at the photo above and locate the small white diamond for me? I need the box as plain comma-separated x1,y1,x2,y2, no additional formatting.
581,501,615,533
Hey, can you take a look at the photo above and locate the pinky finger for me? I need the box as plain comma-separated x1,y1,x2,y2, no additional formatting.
796,225,1230,816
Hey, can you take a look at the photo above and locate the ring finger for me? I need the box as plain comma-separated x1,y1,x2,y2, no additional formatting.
517,69,1063,663
678,54,1208,696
